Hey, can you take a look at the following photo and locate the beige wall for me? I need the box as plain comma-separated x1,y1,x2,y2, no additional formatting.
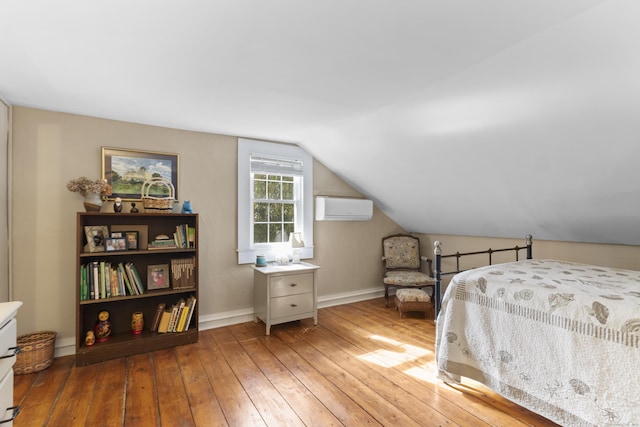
10,107,403,352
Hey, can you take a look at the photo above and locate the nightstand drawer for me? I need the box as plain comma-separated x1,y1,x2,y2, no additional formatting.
271,293,313,319
270,273,313,297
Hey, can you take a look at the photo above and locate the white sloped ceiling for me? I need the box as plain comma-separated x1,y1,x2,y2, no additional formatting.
3,0,638,244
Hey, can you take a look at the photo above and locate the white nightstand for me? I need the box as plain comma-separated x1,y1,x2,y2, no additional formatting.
253,262,320,335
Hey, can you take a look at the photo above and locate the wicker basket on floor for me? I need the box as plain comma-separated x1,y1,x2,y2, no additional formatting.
15,330,56,375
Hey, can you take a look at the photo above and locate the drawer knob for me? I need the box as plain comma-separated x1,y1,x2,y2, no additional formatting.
0,346,21,360
290,304,298,308
290,283,298,287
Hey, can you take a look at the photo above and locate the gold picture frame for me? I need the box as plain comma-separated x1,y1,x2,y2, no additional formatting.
102,147,179,201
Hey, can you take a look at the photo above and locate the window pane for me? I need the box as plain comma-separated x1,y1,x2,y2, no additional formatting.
282,202,294,222
282,176,293,182
270,223,283,242
254,202,268,222
284,223,294,238
254,224,268,243
268,181,281,199
255,174,267,180
282,182,294,200
269,203,282,221
254,179,266,199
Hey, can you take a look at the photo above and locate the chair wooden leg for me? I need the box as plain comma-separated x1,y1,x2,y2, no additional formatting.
384,285,389,307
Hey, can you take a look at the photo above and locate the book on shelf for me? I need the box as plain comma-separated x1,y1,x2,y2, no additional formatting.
125,262,144,294
148,239,177,250
183,296,197,331
118,263,136,295
150,303,166,332
170,257,196,289
157,309,172,333
167,303,180,332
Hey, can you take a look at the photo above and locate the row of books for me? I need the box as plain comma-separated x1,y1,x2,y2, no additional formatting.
170,257,196,289
174,223,195,249
150,296,197,333
80,261,144,301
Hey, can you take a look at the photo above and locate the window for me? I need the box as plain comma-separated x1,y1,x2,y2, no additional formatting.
238,139,313,264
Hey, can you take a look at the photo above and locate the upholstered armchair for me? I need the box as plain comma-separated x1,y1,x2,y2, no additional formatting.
382,234,435,307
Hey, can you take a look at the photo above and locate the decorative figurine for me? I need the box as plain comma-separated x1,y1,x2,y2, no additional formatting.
85,330,95,346
181,200,193,214
113,197,123,212
130,202,139,213
94,310,112,343
131,311,144,335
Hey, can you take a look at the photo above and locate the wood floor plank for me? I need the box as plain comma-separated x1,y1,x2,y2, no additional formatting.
197,329,266,426
174,342,228,426
45,363,97,427
124,353,160,426
153,349,195,427
84,358,126,427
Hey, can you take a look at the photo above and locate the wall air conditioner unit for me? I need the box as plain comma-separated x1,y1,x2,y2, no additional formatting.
315,197,373,221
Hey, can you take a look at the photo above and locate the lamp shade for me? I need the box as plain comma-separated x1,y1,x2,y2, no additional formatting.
290,232,304,248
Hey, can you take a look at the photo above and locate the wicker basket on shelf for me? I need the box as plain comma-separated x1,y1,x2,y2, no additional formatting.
141,178,175,212
15,330,57,375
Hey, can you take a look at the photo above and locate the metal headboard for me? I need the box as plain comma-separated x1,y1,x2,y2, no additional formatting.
433,235,533,316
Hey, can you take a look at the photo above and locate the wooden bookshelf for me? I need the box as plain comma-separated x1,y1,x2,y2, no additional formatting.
75,212,198,366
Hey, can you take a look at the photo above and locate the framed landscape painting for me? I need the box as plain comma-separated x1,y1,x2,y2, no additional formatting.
102,147,179,200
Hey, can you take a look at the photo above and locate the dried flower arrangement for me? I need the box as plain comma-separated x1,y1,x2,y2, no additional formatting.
67,177,113,197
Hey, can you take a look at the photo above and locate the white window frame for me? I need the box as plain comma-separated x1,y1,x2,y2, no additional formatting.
238,138,313,264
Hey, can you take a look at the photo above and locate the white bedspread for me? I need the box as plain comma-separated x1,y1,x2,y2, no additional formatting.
436,259,640,427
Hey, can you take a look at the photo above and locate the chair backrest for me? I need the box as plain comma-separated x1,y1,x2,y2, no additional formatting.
382,234,422,270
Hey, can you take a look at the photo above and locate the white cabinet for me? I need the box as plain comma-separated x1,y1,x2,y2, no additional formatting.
253,263,319,335
0,302,22,426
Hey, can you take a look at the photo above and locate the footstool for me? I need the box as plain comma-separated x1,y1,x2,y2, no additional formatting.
394,288,431,318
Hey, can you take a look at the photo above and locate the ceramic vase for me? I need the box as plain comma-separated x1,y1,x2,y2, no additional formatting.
83,193,103,212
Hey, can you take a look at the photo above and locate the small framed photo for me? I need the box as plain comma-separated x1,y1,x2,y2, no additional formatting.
110,231,124,238
147,264,170,290
125,231,139,250
84,225,109,253
105,237,127,252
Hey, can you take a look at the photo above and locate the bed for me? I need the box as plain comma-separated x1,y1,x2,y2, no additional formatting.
434,237,640,426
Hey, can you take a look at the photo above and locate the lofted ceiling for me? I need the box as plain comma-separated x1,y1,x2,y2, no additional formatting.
2,0,639,245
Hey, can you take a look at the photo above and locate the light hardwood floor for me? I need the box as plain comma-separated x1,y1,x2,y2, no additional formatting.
13,298,558,426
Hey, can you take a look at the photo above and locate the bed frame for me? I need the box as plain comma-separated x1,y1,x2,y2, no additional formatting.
433,235,533,315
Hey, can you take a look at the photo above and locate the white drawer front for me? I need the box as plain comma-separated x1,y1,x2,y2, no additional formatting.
0,369,14,426
0,319,17,379
271,293,313,319
270,273,313,298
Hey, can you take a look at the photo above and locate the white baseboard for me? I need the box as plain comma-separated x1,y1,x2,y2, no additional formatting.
57,287,385,358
